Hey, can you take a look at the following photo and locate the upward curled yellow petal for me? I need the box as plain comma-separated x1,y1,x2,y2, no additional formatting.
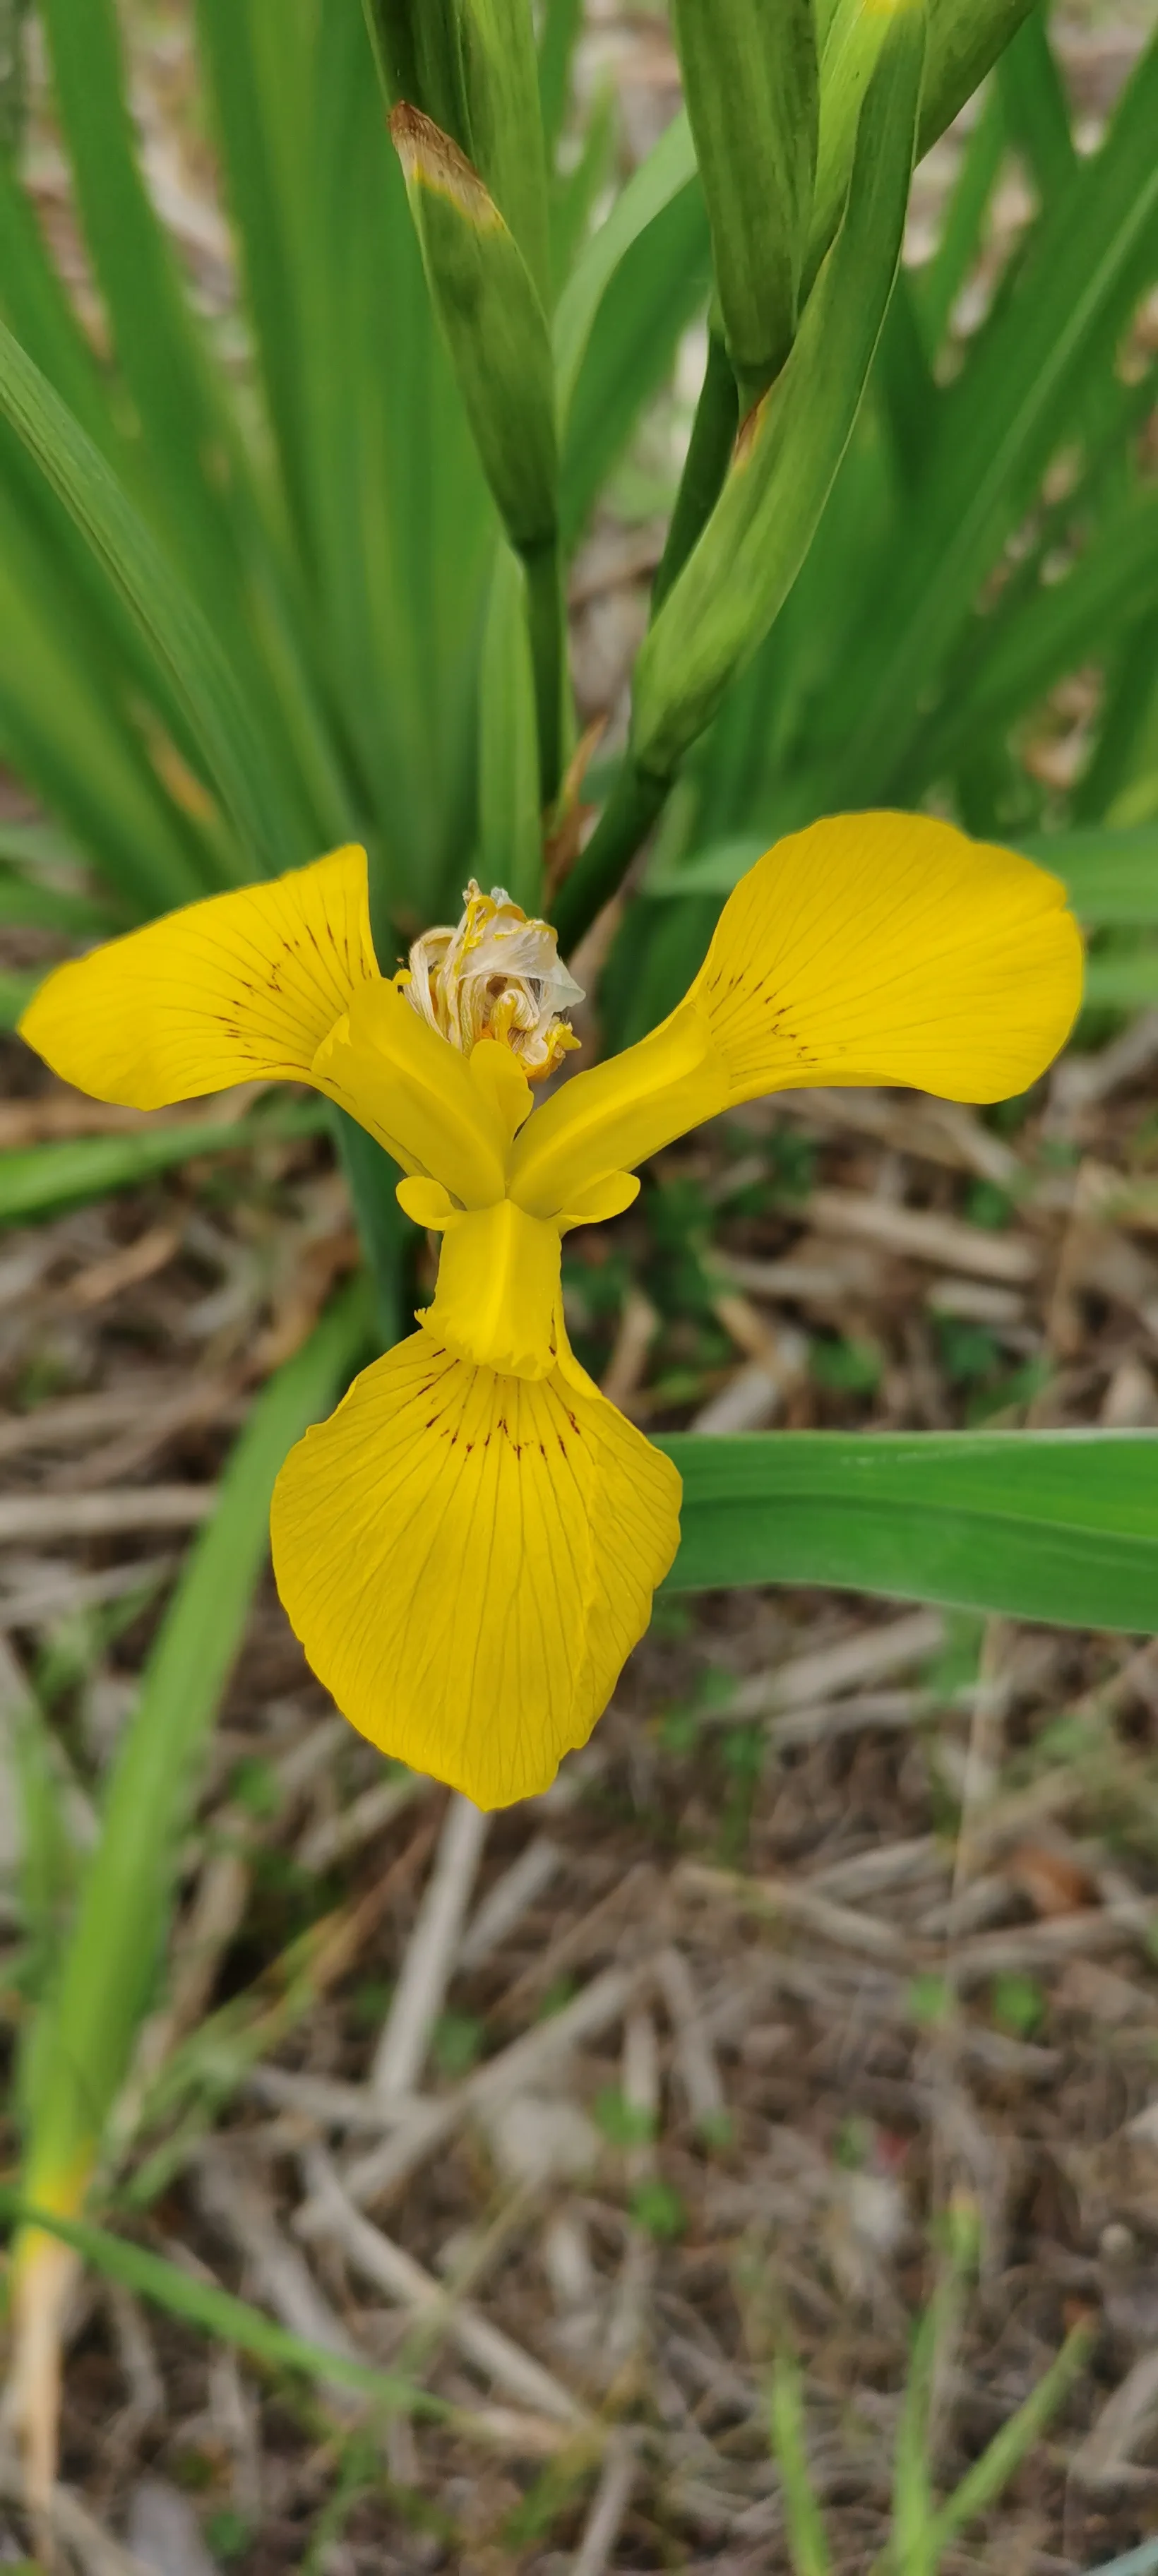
689,811,1082,1105
270,1334,682,1811
513,812,1082,1220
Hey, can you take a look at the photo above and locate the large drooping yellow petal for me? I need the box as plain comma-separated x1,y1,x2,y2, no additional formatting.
688,811,1082,1104
270,1333,682,1810
18,847,378,1109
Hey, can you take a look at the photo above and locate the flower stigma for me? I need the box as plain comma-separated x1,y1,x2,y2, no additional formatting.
402,881,583,1080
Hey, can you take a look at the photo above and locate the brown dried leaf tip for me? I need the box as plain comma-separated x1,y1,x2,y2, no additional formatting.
388,103,500,230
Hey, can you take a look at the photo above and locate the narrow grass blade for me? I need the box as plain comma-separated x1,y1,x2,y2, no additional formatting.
0,321,308,874
17,1282,369,2234
0,151,126,458
914,77,1005,351
1081,948,1158,1008
822,30,1158,800
660,1430,1158,1632
0,1104,329,1227
928,2319,1094,2555
538,0,583,155
0,867,115,935
874,266,939,485
912,491,1158,777
0,2195,447,2421
560,179,712,548
554,109,698,418
767,2352,833,2576
10,1666,83,2137
0,461,218,912
890,2301,939,2576
40,0,236,559
198,0,490,919
997,6,1077,203
1025,824,1158,921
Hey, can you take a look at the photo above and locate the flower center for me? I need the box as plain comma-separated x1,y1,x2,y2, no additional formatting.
402,882,583,1080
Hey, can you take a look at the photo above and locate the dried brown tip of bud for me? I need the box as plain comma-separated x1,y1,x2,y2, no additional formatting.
388,104,500,230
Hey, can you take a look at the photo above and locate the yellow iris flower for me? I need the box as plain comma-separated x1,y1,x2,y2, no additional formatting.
19,813,1080,1809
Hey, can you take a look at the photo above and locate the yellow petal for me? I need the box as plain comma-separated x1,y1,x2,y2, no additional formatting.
689,811,1083,1104
512,815,1081,1219
270,1332,682,1810
510,1001,727,1217
312,979,508,1206
468,1037,534,1139
421,1200,563,1377
18,847,377,1108
395,1176,456,1230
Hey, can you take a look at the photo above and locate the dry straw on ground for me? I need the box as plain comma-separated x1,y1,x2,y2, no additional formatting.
2,1,1158,2569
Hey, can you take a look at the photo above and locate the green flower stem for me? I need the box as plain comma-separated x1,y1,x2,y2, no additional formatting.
523,535,566,811
334,1110,407,1354
652,323,739,614
551,760,667,956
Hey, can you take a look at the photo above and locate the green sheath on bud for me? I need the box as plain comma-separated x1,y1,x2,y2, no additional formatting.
389,104,557,559
390,103,564,804
631,0,926,784
365,1,550,299
669,0,818,404
458,0,551,304
807,0,1035,290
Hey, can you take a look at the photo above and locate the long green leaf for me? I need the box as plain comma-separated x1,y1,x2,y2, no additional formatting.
198,0,491,919
996,5,1077,203
0,150,127,458
914,78,1005,352
0,1105,329,1227
1082,947,1158,1009
554,109,699,419
0,442,223,910
913,491,1158,775
40,0,234,554
0,2195,446,2420
767,2354,833,2576
0,865,114,936
927,2321,1093,2556
820,29,1158,800
661,1430,1158,1631
1022,824,1158,922
0,320,309,875
560,179,712,547
890,2303,939,2576
39,0,350,855
20,1284,369,2220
